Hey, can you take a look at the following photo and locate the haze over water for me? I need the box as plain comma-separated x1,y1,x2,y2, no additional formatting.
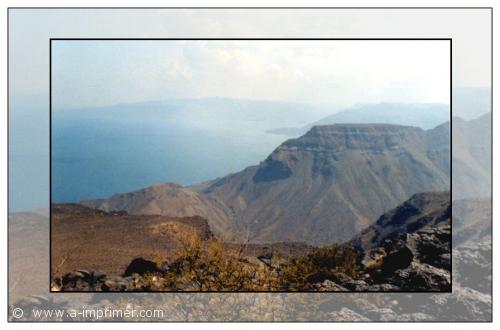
51,99,312,203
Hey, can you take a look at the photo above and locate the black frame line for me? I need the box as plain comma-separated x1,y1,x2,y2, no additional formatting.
48,37,453,294
5,6,492,323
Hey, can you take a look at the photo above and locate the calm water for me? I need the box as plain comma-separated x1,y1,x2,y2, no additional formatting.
52,116,287,203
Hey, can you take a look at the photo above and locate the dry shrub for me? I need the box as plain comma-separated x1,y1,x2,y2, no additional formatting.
157,229,280,291
147,228,360,291
279,244,359,290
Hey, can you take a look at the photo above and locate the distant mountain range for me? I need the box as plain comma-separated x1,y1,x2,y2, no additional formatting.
268,103,449,136
268,87,491,138
55,97,335,133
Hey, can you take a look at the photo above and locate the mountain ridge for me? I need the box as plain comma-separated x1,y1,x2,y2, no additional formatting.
268,102,449,136
83,121,450,245
202,122,449,244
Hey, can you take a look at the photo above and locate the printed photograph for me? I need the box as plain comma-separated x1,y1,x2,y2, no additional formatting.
50,40,452,292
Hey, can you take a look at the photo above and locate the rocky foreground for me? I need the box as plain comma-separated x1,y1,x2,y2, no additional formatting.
52,192,451,292
10,196,490,320
52,221,450,292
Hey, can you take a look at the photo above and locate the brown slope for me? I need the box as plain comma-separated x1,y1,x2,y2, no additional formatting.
51,203,212,278
81,183,233,237
204,124,450,244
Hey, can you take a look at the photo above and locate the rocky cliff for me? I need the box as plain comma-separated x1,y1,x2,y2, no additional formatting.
204,124,449,244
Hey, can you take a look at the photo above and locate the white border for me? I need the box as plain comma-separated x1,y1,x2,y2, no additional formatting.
0,1,497,329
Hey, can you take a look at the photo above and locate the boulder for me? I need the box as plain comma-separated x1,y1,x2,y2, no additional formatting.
343,279,369,291
123,257,161,277
406,223,451,268
389,262,451,291
381,246,414,274
60,270,106,291
313,280,349,291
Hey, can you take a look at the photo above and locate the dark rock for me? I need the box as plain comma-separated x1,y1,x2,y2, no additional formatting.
306,270,334,284
353,192,451,251
123,257,161,277
56,260,161,292
381,246,414,274
407,223,451,268
58,271,152,292
357,220,451,292
60,270,106,291
344,279,369,291
389,262,451,291
258,251,273,260
327,273,369,291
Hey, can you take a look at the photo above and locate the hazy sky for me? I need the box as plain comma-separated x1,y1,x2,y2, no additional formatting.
9,8,491,211
52,40,450,108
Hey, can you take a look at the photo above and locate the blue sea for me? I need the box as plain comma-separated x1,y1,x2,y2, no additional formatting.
50,99,324,203
52,118,290,203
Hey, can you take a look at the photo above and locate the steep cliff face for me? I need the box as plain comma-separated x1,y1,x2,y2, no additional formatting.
204,124,450,244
